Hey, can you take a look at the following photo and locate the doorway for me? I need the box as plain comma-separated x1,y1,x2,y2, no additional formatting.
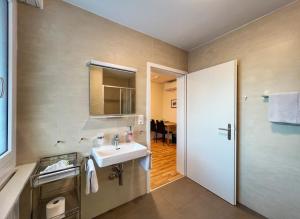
146,61,237,204
146,63,187,191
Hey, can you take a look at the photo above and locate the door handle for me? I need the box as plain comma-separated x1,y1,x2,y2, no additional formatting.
0,77,5,98
218,124,231,140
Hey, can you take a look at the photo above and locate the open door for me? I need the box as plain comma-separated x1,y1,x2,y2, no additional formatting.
187,60,237,205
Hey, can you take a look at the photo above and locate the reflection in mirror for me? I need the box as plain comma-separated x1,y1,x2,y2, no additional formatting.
90,65,136,116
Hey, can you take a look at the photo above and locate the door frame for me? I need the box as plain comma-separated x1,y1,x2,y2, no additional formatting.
146,62,187,193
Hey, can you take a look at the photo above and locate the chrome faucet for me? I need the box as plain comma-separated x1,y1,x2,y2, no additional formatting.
112,134,120,150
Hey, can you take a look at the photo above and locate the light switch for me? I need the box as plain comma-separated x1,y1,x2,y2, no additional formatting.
137,115,144,125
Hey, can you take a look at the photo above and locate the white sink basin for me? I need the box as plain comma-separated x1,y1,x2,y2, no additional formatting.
91,142,148,167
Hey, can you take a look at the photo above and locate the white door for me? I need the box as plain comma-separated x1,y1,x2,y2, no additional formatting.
187,60,237,205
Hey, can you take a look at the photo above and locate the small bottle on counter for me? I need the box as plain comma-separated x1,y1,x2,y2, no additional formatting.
126,126,133,143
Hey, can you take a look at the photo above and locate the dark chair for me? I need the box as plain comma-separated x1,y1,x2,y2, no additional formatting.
151,119,157,142
172,133,177,144
156,120,167,144
155,120,160,142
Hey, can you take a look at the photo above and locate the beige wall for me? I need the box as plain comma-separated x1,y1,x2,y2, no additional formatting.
189,2,300,219
151,82,164,120
151,82,177,123
17,0,187,218
162,82,177,123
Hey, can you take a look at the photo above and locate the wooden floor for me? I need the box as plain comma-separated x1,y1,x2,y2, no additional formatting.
150,140,183,189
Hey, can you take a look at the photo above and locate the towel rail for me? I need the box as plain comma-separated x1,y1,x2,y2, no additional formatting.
262,95,269,98
262,91,300,99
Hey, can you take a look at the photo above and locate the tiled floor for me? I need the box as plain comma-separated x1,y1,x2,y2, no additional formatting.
151,141,183,189
94,177,264,219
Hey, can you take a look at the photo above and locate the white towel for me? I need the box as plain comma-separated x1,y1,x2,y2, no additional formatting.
298,93,300,124
268,92,300,124
41,160,73,174
139,152,152,171
86,159,99,194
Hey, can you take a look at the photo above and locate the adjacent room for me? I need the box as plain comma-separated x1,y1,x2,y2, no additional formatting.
150,67,184,190
0,0,299,219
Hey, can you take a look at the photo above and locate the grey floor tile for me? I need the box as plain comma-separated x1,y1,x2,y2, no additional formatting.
94,178,264,219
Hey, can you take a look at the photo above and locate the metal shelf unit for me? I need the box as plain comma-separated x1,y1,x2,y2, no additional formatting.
30,153,83,219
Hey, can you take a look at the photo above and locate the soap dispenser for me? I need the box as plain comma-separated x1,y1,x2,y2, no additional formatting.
126,126,133,143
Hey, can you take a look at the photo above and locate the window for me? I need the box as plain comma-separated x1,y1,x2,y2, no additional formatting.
0,0,8,156
0,0,15,187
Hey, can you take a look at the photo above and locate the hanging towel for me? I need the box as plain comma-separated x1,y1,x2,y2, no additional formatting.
86,158,99,194
268,92,300,124
139,152,152,171
298,93,300,123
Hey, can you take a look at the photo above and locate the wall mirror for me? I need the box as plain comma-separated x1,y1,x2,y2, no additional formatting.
89,61,136,116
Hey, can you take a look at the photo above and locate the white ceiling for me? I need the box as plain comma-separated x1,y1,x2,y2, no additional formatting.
151,67,181,83
151,72,177,84
64,0,295,51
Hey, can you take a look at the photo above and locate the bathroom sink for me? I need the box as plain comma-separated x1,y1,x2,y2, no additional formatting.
91,142,148,167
